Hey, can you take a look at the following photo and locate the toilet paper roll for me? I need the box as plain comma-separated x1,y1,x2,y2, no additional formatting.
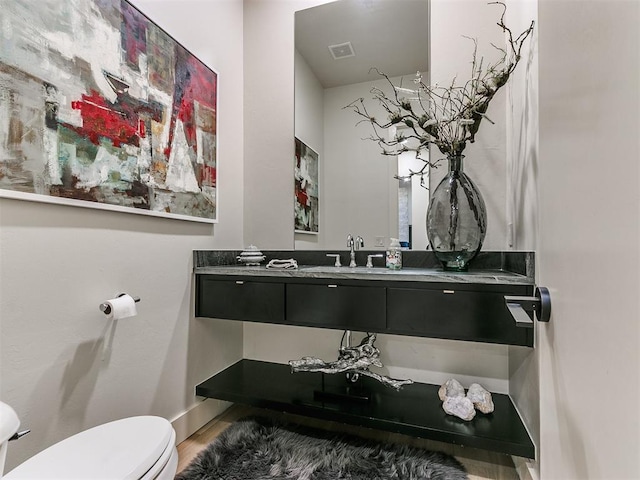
104,294,137,320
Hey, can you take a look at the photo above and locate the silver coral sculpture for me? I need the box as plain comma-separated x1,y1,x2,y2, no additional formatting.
288,332,413,391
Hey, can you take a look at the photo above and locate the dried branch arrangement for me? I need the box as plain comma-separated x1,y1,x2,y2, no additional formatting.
345,2,534,182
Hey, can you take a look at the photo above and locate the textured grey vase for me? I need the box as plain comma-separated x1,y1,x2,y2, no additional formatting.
426,155,487,271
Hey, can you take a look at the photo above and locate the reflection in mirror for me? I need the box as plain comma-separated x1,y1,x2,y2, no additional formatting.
295,0,430,251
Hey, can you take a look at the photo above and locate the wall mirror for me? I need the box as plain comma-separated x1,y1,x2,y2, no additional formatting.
294,0,430,251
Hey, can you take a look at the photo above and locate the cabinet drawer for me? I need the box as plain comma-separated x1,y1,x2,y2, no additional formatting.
286,283,386,331
387,288,533,346
196,277,285,323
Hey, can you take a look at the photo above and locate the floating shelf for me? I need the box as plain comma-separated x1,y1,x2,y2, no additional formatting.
196,359,535,459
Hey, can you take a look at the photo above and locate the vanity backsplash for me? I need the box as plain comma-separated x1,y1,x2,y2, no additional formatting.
194,250,534,280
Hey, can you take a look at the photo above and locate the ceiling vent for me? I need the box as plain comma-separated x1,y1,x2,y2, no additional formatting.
328,42,355,60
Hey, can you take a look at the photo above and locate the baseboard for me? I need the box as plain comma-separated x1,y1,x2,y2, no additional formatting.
513,456,538,480
170,398,232,444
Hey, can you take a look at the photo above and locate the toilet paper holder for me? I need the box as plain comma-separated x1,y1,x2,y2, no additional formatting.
99,293,141,315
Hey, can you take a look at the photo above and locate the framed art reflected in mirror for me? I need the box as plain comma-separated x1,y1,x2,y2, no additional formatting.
294,137,319,234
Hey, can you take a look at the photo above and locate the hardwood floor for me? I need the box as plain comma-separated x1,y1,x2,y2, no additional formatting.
176,404,520,479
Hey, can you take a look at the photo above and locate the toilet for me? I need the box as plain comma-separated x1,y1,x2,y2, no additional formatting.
0,402,178,479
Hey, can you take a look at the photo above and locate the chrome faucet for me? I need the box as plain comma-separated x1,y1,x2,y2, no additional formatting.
347,234,364,267
366,253,384,268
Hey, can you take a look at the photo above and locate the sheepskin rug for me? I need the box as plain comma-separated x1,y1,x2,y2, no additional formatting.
176,416,467,480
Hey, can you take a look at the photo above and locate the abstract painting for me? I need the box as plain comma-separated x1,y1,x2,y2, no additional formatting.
294,137,318,234
0,0,218,222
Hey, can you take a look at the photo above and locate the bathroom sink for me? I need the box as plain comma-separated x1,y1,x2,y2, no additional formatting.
298,265,349,273
298,265,441,275
296,265,525,282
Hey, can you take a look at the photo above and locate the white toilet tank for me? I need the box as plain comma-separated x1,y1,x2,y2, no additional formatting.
3,416,177,480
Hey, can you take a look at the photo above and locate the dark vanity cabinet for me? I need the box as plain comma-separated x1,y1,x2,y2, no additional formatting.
286,283,386,331
196,277,285,323
193,266,536,459
196,276,386,330
386,285,532,346
195,274,533,347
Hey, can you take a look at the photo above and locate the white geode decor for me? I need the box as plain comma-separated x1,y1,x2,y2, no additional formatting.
467,383,495,414
443,395,476,421
438,378,465,401
439,379,494,421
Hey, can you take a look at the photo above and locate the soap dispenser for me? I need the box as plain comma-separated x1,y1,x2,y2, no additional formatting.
386,238,402,270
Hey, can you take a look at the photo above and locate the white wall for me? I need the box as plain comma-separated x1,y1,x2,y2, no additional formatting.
244,325,511,393
429,0,509,251
0,0,245,471
244,0,336,251
537,0,640,477
322,78,399,251
294,56,406,251
505,0,540,472
244,1,293,249
506,1,539,252
294,49,324,249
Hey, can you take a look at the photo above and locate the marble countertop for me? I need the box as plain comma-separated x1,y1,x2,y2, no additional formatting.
194,264,533,285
